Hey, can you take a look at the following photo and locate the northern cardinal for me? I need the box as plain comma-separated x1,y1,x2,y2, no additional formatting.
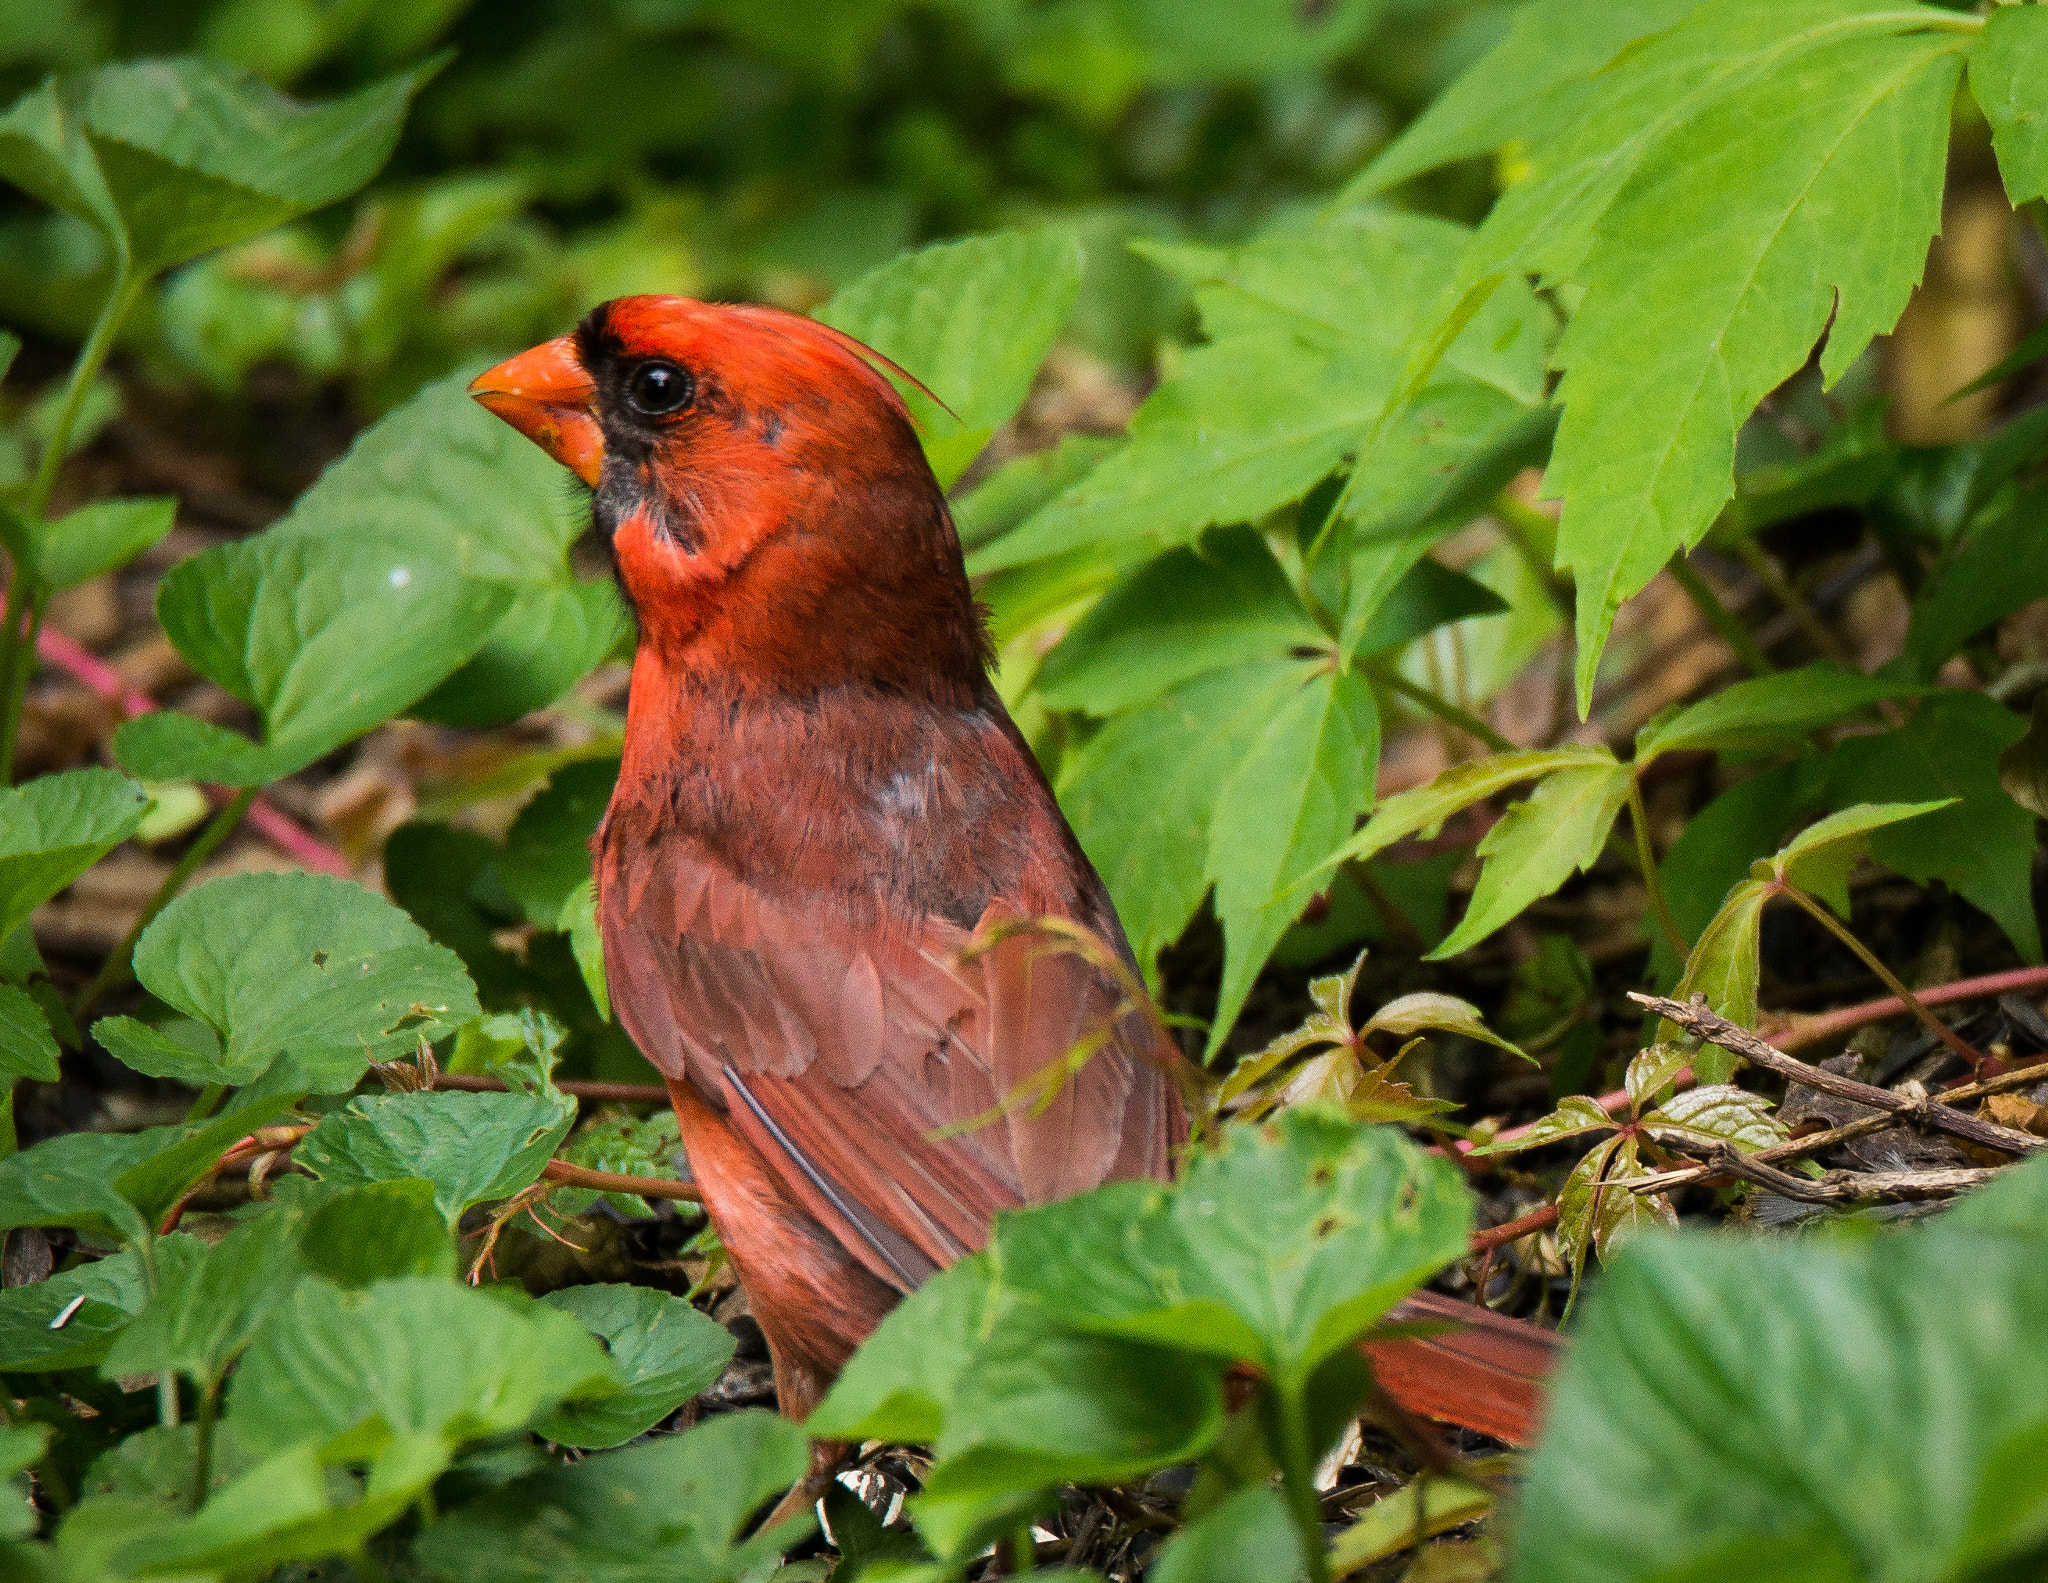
471,298,1557,1451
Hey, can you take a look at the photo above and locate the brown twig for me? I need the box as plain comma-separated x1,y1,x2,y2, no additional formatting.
430,1072,670,1103
1630,994,2046,1158
1623,1054,2048,1199
1694,1151,1998,1206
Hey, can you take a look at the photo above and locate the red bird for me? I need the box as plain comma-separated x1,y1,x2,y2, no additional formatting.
471,298,1555,1448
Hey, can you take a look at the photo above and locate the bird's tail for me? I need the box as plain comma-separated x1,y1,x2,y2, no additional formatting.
1364,1290,1562,1447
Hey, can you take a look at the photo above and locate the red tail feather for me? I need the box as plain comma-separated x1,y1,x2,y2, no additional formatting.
1365,1290,1561,1446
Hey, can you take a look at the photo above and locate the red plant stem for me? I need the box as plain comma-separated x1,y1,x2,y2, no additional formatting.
35,626,350,877
1468,1203,1559,1255
541,1158,702,1202
1769,964,2048,1058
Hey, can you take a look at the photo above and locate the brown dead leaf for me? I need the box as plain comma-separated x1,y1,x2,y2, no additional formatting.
1983,1091,2048,1138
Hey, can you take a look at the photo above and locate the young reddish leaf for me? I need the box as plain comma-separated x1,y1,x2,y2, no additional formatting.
1624,1044,1692,1115
1474,1095,1616,1157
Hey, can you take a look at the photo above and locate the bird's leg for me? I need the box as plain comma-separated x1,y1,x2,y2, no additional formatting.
756,1343,849,1529
759,1435,852,1533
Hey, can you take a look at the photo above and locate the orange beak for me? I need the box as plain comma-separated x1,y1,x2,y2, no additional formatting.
469,336,605,487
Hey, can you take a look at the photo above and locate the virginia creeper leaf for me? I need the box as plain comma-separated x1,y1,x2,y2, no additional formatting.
1972,5,2048,207
1428,758,1632,960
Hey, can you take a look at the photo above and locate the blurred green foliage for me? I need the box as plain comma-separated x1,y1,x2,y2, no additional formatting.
0,0,1515,408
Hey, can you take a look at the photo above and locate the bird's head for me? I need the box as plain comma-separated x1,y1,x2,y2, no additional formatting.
471,296,987,696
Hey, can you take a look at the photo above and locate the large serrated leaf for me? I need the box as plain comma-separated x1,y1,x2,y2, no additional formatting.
1545,19,1962,709
821,229,1082,488
1972,5,2048,207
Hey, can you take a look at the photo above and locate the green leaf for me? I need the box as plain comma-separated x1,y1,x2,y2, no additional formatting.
0,985,57,1083
118,529,512,785
1822,692,2041,962
1669,879,1773,1083
1651,760,1829,987
74,55,438,271
1149,1484,1305,1583
1903,490,2048,677
1461,6,1968,711
416,1410,812,1583
490,758,618,929
0,767,149,942
1035,528,1325,715
1560,25,1960,706
1510,1209,2048,1583
954,433,1119,553
983,209,1553,574
296,1088,575,1227
338,375,624,728
225,1275,616,1458
979,333,1380,571
986,1110,1472,1395
1428,759,1632,960
1329,745,1617,870
0,78,125,260
1348,0,1701,194
561,877,610,1022
533,1285,736,1449
0,1243,150,1372
1973,4,2048,207
812,1248,1225,1560
1057,659,1307,978
101,1202,308,1393
1207,665,1378,1051
107,870,479,1094
5,496,174,594
1774,800,1956,917
1633,664,1925,763
820,229,1083,488
1346,556,1508,657
0,1095,297,1242
296,1178,455,1287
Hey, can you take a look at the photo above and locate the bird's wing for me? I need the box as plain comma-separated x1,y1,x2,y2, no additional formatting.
599,844,1181,1293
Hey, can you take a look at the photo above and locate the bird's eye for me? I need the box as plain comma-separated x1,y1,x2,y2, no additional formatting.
626,360,692,417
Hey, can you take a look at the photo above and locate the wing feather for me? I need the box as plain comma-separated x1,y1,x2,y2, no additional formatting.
599,840,1180,1292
